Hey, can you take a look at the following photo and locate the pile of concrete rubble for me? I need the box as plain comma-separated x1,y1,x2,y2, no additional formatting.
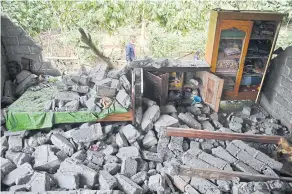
1,58,292,194
1,99,292,193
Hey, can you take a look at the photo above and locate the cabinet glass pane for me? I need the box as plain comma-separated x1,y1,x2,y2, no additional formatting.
216,28,245,91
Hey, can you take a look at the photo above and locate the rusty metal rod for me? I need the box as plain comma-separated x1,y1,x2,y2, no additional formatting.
166,127,282,144
178,166,292,182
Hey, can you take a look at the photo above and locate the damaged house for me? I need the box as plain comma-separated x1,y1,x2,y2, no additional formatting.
1,10,292,194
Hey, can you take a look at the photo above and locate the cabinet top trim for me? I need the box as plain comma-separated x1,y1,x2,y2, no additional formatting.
212,10,285,21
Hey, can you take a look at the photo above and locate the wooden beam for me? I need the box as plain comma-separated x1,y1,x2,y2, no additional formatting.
178,166,292,182
96,111,133,122
166,127,282,144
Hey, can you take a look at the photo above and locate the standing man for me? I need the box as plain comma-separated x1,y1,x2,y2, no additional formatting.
126,35,136,63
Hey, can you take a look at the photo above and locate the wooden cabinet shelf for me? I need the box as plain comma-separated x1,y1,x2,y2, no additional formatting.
205,9,284,101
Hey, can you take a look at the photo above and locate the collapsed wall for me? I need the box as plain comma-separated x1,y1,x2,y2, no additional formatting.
260,46,292,131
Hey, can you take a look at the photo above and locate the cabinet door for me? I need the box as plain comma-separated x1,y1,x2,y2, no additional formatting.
143,71,169,106
212,20,253,96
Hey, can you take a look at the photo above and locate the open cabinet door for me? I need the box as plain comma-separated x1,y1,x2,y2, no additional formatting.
196,71,224,112
144,71,169,106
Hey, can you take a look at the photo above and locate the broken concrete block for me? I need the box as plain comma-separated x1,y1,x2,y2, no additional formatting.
190,141,200,149
141,150,163,162
64,100,80,112
186,106,202,116
9,184,30,192
94,78,112,87
201,140,215,153
102,145,118,155
233,160,260,174
103,163,121,175
28,171,51,192
116,174,143,194
131,171,148,185
56,150,69,161
202,121,215,131
229,121,242,133
99,170,118,190
1,157,16,176
185,184,200,194
178,113,202,129
72,75,91,86
8,135,23,152
190,177,221,194
5,151,33,166
242,107,251,116
111,79,121,89
136,159,149,172
58,158,97,188
56,91,80,101
141,119,154,132
54,172,79,189
104,155,119,163
51,134,75,156
143,130,158,149
160,105,177,114
142,98,156,107
148,161,156,169
121,124,140,144
216,180,232,192
212,146,237,164
196,149,232,170
85,97,98,111
148,174,165,192
33,145,61,172
231,116,244,124
71,150,87,162
87,151,104,166
173,175,188,192
120,75,131,92
1,136,8,156
154,114,179,133
72,85,89,94
168,136,184,153
2,163,34,186
121,158,138,177
116,146,140,160
96,85,116,98
201,105,211,115
116,132,129,148
70,123,103,143
116,89,131,109
143,105,160,123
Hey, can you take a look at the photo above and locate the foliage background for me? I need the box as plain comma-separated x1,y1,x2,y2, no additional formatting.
1,0,292,71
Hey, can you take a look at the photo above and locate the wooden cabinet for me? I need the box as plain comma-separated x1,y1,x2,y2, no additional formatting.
205,10,285,101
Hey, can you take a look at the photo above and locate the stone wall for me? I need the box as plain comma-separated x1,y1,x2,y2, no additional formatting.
260,46,292,131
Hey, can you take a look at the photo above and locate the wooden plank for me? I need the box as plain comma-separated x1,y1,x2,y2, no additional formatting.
216,10,285,21
166,127,282,144
205,11,218,66
178,166,292,182
96,111,132,122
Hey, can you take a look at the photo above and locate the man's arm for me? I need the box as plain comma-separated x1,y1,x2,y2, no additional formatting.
126,44,131,62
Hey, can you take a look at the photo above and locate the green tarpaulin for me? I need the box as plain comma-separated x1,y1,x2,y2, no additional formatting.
5,85,127,132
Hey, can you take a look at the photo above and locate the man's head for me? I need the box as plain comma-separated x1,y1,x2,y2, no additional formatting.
130,35,136,44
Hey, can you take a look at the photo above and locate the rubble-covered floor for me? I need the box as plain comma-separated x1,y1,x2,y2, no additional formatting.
1,59,292,194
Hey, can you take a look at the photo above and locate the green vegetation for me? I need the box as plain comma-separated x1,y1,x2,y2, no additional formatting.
1,0,292,60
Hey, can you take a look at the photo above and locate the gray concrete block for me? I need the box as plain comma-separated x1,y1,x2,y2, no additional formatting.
94,78,112,86
190,177,221,194
186,106,202,116
5,151,33,166
141,119,154,132
160,105,177,114
236,149,265,172
70,123,104,143
178,113,202,129
262,166,279,177
168,136,183,152
229,121,242,133
197,150,230,170
104,155,119,163
233,160,260,174
172,175,187,192
33,145,61,172
116,146,140,160
71,150,87,162
201,140,215,152
71,85,89,94
96,85,116,98
242,107,251,116
102,145,118,155
143,130,158,149
216,180,232,192
51,134,75,156
116,174,143,194
56,150,69,161
54,172,79,189
185,184,200,194
190,141,200,149
202,121,215,131
182,152,211,169
103,163,121,175
120,75,131,92
212,146,237,163
121,124,140,144
148,174,165,192
56,91,80,101
116,89,131,109
116,132,129,148
2,163,34,186
154,114,179,133
142,97,156,107
86,151,104,166
141,150,163,162
147,169,157,176
28,171,50,192
121,158,138,177
8,135,23,152
9,184,30,192
111,79,121,89
71,75,91,86
58,158,97,188
131,171,148,184
143,105,160,123
136,158,149,172
99,170,118,190
1,157,16,176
